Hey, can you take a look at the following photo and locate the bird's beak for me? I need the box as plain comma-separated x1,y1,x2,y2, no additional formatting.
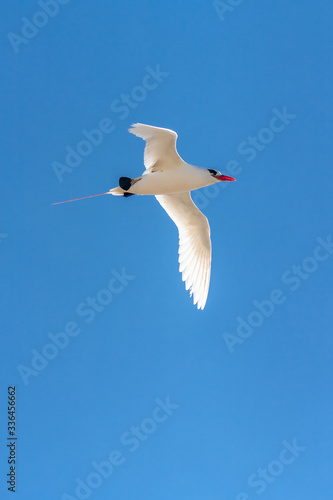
216,174,236,182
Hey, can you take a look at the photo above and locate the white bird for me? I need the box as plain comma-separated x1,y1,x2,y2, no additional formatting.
53,124,236,309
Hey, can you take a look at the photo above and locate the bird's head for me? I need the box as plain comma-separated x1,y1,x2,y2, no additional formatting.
208,169,236,182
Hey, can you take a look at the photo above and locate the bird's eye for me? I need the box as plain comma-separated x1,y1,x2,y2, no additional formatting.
208,169,218,175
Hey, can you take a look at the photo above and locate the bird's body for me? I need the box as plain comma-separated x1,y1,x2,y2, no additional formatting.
111,163,220,196
108,123,236,309
53,123,235,309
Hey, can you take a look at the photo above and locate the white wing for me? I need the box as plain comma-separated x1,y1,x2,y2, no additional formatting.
129,123,183,172
155,192,211,310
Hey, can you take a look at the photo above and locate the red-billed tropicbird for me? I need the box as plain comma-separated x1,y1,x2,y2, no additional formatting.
53,124,236,309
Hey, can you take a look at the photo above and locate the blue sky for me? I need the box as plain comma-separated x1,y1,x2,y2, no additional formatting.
1,1,333,499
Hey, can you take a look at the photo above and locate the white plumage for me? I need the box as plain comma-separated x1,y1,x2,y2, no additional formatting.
156,191,211,310
129,123,182,172
53,124,235,309
109,123,236,310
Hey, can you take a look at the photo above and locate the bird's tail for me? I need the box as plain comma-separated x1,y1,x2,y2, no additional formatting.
108,186,125,196
108,177,138,197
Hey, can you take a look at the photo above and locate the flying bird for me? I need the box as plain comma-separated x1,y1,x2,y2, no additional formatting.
53,124,235,309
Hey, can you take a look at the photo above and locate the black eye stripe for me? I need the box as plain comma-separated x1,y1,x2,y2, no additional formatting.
208,169,217,175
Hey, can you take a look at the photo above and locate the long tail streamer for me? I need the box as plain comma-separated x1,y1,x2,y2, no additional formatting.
52,192,110,205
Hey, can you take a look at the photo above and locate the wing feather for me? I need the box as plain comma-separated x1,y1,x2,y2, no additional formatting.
155,192,211,309
129,123,183,172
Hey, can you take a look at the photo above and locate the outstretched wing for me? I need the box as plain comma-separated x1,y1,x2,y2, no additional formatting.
129,123,183,172
155,192,211,310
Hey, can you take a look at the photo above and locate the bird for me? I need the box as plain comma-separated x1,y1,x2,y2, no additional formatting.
53,124,236,309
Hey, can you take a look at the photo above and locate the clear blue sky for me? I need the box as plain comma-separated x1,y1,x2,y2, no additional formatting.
1,1,333,499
